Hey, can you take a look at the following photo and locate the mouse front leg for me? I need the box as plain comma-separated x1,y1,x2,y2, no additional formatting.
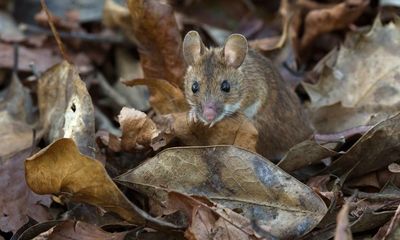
188,108,198,123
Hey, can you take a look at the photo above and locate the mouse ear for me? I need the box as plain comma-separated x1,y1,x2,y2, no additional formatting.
183,31,206,66
223,34,248,68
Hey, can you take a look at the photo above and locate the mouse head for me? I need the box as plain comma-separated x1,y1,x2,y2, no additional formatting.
183,31,248,126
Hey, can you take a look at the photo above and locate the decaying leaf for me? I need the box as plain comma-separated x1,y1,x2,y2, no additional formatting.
0,72,36,157
102,0,135,42
278,140,338,172
0,148,51,233
167,192,261,240
294,0,369,60
25,138,181,231
334,202,353,240
126,0,187,114
374,203,400,240
118,107,159,151
47,221,127,240
116,146,328,238
304,18,400,132
325,112,400,179
123,78,187,115
38,60,95,157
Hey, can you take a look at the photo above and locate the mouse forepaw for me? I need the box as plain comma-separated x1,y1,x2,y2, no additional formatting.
188,110,198,123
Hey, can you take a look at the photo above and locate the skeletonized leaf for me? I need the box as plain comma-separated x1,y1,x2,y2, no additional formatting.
38,61,95,157
25,138,181,231
116,146,327,238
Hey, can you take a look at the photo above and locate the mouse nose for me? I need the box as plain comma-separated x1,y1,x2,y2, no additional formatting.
202,102,217,121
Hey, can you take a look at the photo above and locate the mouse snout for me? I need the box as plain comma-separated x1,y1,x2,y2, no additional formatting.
202,102,217,122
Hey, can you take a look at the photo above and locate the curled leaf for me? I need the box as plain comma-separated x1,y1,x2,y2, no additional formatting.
25,138,182,231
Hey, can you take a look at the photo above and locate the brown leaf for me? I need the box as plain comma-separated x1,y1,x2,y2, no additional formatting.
373,204,400,240
304,18,400,133
102,0,136,43
118,107,159,152
325,112,400,179
123,78,188,115
25,138,182,231
126,0,186,113
0,71,37,161
0,43,62,72
47,221,127,240
38,60,95,157
334,202,353,240
167,192,261,240
116,146,327,238
293,0,369,61
0,148,51,233
278,140,338,172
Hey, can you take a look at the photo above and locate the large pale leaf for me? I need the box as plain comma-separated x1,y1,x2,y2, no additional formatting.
116,146,328,238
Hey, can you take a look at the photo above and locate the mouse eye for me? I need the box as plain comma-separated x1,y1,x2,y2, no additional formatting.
220,80,230,93
191,81,200,93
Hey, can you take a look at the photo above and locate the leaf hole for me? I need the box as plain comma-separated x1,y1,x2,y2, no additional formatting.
71,103,76,112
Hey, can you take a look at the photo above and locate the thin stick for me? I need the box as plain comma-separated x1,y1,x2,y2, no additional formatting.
40,0,69,62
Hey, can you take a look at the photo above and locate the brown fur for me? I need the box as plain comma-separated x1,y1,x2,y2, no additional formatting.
184,33,313,160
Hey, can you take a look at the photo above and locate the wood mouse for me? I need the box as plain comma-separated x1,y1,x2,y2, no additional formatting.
182,31,313,160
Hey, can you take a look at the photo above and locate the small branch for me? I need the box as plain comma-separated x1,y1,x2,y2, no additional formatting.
40,0,69,61
97,73,130,107
21,24,125,45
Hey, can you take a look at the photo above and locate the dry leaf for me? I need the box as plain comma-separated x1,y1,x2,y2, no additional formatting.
118,107,159,152
25,138,181,231
0,43,62,72
116,146,327,238
47,221,127,240
102,0,136,43
373,204,400,240
304,18,400,132
278,140,338,172
324,112,400,179
296,0,369,60
125,0,187,114
0,148,51,233
38,60,95,157
334,202,353,240
167,192,261,240
123,78,188,115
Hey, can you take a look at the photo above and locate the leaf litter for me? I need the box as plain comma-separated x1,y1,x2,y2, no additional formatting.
0,0,400,239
